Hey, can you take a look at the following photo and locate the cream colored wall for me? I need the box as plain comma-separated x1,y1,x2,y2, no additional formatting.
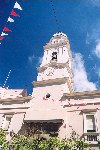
25,97,64,121
58,110,67,139
32,83,70,102
66,110,83,138
37,67,70,81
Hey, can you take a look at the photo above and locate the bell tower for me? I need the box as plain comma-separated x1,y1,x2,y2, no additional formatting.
32,32,73,101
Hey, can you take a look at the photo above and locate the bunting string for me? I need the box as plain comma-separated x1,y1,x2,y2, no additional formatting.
50,0,60,31
0,1,23,44
3,70,12,88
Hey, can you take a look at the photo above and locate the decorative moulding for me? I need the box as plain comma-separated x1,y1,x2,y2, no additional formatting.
38,62,70,72
33,77,68,87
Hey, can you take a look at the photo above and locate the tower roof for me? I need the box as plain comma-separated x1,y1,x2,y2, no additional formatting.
52,32,68,38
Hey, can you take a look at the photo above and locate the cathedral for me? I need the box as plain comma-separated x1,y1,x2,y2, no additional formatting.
0,32,100,150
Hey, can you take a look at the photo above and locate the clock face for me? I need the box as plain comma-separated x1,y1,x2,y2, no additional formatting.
45,67,55,76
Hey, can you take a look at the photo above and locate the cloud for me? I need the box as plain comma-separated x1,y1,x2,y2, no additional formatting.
94,40,100,58
86,20,100,59
98,70,100,77
38,56,43,66
28,54,35,63
96,69,100,77
28,54,43,67
73,53,97,92
86,23,100,44
90,0,100,6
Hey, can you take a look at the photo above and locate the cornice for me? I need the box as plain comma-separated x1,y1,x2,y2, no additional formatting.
0,107,29,110
0,96,32,104
38,62,71,72
63,90,100,99
25,119,63,123
43,41,68,50
33,77,68,87
81,109,97,113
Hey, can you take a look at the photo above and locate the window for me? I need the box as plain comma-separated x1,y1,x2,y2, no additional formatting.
52,52,57,61
2,115,12,131
83,112,98,133
86,115,96,132
83,112,99,142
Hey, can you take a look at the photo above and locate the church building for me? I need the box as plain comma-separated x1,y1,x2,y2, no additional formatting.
0,32,100,150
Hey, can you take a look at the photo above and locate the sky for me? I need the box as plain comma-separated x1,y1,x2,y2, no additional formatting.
0,0,100,95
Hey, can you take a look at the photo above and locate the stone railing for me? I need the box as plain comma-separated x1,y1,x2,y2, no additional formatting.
84,132,100,144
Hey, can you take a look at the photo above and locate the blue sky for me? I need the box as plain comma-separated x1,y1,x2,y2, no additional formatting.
0,0,100,94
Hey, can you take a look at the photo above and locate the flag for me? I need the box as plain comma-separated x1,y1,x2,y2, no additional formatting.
14,2,22,10
7,17,14,23
3,27,12,32
0,36,4,40
1,32,8,36
10,9,19,17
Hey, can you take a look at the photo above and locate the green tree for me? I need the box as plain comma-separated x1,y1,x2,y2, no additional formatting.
0,128,88,150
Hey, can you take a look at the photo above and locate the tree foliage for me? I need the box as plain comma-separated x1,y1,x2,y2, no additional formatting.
0,129,88,150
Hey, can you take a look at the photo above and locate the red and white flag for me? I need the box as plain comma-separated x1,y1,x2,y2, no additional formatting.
1,32,8,36
10,9,19,17
3,27,12,32
7,17,14,23
14,2,22,10
0,36,4,40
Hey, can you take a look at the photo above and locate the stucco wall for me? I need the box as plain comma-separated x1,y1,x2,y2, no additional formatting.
66,110,83,138
32,83,70,102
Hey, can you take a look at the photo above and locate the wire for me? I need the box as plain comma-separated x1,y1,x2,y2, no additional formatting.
3,70,12,88
50,0,60,31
